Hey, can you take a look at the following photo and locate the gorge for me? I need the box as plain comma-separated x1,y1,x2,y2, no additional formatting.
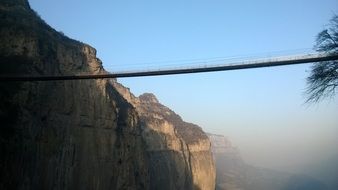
0,1,335,190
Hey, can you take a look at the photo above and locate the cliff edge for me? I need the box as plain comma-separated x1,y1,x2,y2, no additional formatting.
111,86,216,190
0,1,215,189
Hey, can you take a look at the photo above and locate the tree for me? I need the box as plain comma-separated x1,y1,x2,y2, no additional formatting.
306,15,338,103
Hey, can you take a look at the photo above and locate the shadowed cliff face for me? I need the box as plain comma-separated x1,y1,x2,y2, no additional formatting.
0,1,215,190
0,1,148,189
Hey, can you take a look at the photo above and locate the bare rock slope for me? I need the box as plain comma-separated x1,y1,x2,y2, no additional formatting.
0,1,215,189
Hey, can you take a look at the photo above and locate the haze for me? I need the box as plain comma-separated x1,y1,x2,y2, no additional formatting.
29,0,338,175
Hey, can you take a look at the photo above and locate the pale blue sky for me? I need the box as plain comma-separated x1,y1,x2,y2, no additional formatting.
29,0,338,172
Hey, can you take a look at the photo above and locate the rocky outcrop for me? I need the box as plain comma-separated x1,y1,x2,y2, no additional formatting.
0,1,215,189
136,93,215,190
111,90,216,190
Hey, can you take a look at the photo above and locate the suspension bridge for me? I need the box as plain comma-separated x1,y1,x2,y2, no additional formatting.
1,53,338,81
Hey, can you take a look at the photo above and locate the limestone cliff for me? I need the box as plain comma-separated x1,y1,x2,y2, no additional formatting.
112,84,216,190
0,1,215,189
136,93,215,190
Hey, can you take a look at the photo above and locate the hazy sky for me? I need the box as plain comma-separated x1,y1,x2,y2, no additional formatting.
28,0,338,172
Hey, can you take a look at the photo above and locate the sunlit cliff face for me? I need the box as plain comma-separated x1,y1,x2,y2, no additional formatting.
111,87,216,190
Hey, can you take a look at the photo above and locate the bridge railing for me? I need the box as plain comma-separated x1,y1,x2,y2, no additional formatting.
109,53,326,75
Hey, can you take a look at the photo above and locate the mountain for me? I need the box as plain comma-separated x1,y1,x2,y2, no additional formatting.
112,88,216,190
302,153,338,190
0,1,215,189
207,133,328,190
283,174,328,190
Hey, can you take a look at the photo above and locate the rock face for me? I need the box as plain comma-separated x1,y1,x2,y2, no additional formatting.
0,1,215,190
136,93,215,190
112,87,216,190
207,133,328,190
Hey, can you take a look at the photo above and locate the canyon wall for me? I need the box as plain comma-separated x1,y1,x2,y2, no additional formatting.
0,1,215,189
112,84,216,190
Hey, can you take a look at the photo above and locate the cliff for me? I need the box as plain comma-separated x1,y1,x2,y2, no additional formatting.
112,85,216,190
136,93,215,190
0,1,215,190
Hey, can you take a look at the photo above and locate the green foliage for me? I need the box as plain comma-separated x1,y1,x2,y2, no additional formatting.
306,15,338,103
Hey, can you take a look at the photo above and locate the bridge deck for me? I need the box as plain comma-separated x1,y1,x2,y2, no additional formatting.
1,53,338,81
